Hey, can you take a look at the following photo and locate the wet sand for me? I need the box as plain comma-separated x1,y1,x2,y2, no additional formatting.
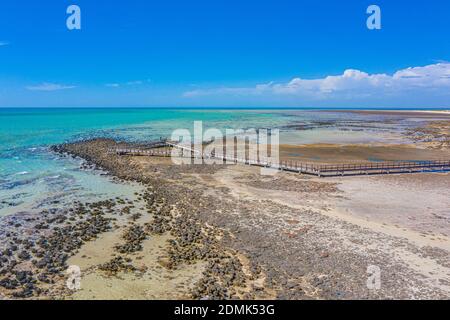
280,144,450,163
280,116,450,162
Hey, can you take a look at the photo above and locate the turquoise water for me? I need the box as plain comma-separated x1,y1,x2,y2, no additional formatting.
0,108,291,215
0,107,432,216
0,108,289,173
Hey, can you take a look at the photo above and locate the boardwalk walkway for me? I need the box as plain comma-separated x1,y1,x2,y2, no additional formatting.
108,142,450,177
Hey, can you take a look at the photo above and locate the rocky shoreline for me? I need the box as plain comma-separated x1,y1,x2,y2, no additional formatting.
406,121,450,149
0,198,115,298
1,139,273,299
1,138,449,300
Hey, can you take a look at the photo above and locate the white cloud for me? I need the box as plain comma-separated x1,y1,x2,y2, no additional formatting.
26,83,76,91
105,83,120,88
0,41,9,46
105,80,145,88
183,63,450,102
126,80,143,85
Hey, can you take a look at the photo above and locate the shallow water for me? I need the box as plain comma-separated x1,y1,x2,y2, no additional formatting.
0,108,430,216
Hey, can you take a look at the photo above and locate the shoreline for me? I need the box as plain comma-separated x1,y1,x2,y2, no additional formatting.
2,137,449,299
327,109,450,117
1,140,275,300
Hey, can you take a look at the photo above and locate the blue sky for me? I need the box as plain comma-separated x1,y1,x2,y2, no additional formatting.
0,0,449,108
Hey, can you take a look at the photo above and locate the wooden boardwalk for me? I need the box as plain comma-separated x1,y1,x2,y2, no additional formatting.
108,143,450,177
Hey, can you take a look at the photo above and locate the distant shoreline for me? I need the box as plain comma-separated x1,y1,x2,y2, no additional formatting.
327,109,450,117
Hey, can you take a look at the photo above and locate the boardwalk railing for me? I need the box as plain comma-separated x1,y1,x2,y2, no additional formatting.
110,148,172,157
108,143,450,177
